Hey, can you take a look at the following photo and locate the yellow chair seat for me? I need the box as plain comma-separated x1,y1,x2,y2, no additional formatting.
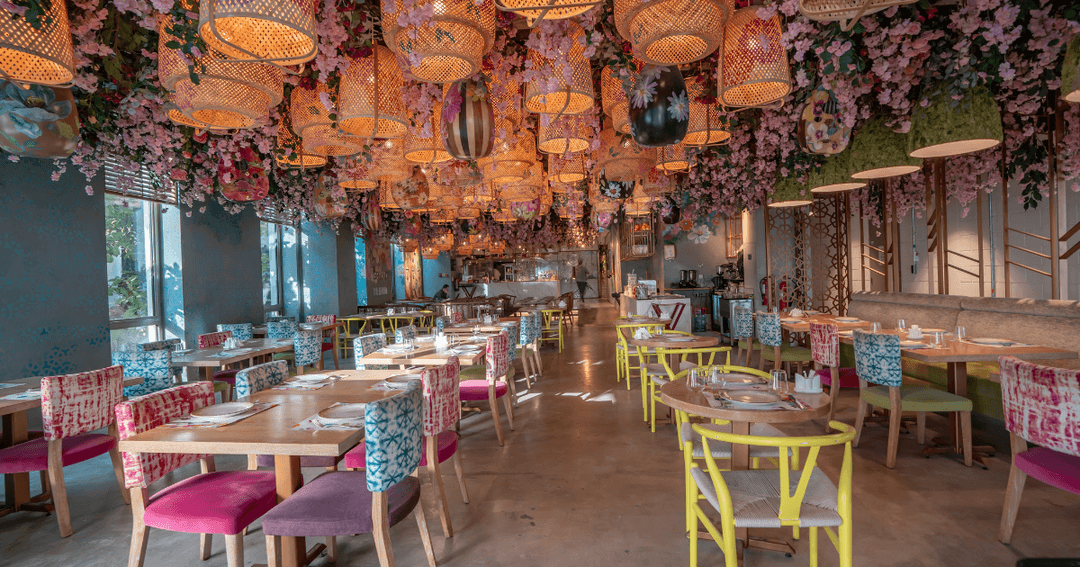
691,467,843,528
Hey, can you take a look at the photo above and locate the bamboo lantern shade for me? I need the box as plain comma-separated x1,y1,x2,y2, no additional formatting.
378,179,401,210
276,111,328,168
404,102,452,164
768,176,813,207
463,184,496,207
537,114,592,154
524,23,595,115
424,183,463,209
0,0,75,86
431,161,483,187
1065,35,1080,104
495,0,601,27
589,181,620,212
422,246,441,260
548,153,586,183
624,199,654,217
300,124,364,157
198,0,317,65
478,130,536,183
614,0,732,65
684,80,730,146
717,7,791,110
381,0,496,83
493,209,517,223
431,209,457,224
640,169,674,197
457,205,482,219
168,107,232,133
600,63,641,134
489,75,523,127
558,192,584,219
798,0,917,32
596,127,655,182
339,171,377,190
160,16,282,130
365,139,410,181
907,86,1002,159
655,143,690,173
339,46,408,138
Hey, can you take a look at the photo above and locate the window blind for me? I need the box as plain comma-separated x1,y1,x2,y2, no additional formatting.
103,157,178,205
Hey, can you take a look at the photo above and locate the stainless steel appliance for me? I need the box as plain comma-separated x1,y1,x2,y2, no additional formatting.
669,287,712,331
712,294,752,344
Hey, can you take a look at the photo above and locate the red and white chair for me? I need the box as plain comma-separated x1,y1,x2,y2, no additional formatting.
459,331,515,446
809,322,860,428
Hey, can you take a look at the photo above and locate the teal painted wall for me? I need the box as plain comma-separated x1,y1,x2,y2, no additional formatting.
423,253,451,298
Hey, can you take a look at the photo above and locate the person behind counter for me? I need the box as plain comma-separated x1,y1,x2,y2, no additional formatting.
433,284,451,301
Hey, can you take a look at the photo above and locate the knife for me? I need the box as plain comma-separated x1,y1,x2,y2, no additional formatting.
787,395,808,410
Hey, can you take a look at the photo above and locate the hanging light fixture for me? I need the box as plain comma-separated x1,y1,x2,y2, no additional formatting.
849,117,921,179
495,0,601,28
339,160,376,190
798,0,916,32
489,73,523,128
0,0,75,86
381,0,496,83
717,7,791,110
768,176,814,207
367,139,410,182
614,0,731,65
524,22,595,115
493,208,517,223
457,205,482,219
537,114,592,154
908,86,1003,159
276,109,328,168
198,0,317,65
404,101,452,164
655,143,690,173
684,79,730,146
601,63,641,135
596,127,655,182
431,209,457,225
463,183,497,208
160,16,282,130
478,130,536,183
640,169,674,197
425,183,464,210
548,153,587,183
168,106,232,133
557,191,585,219
808,148,866,193
378,179,400,210
1065,35,1080,104
339,45,408,138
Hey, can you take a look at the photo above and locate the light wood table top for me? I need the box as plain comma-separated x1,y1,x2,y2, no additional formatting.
616,316,671,325
172,338,294,368
441,318,521,334
660,378,831,424
777,313,875,333
837,329,1077,363
0,375,145,417
628,334,719,349
354,341,487,367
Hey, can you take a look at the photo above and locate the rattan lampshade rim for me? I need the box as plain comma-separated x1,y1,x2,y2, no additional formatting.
0,0,75,87
718,79,792,110
0,45,75,87
495,0,601,24
340,178,378,190
198,0,318,66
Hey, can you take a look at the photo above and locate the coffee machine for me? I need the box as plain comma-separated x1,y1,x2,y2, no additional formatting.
674,269,699,288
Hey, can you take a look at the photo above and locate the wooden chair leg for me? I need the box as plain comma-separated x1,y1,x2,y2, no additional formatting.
426,440,453,538
413,499,438,567
372,492,396,567
916,412,926,445
825,366,840,433
247,454,259,471
108,424,131,505
325,536,337,563
224,533,244,567
960,411,973,467
200,533,213,560
47,440,73,537
489,388,505,446
331,344,340,370
885,388,903,468
998,434,1029,543
128,490,150,567
452,448,469,504
265,536,282,567
853,398,868,448
503,393,515,430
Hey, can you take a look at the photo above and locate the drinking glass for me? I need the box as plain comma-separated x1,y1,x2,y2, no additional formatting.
955,326,966,341
771,369,788,395
871,322,881,333
933,331,946,348
689,368,706,392
897,319,906,331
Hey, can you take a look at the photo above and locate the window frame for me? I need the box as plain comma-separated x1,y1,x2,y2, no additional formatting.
262,221,285,315
105,195,166,342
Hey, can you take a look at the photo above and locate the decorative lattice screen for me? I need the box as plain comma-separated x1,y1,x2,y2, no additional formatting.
764,194,850,315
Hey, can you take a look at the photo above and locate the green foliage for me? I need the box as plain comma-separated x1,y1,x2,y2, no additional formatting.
105,201,148,318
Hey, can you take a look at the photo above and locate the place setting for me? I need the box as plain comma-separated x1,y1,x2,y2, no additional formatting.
294,402,368,430
272,373,347,391
369,373,422,391
164,401,277,429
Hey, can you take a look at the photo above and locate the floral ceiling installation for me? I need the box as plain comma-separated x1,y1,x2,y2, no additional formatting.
0,0,1078,250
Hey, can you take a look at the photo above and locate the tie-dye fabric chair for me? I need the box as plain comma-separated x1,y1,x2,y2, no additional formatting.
266,315,295,324
518,314,539,385
459,331,515,446
0,366,127,537
450,310,464,325
434,316,448,333
354,333,389,370
395,325,418,344
294,329,323,374
197,330,241,397
757,312,812,373
996,356,1080,543
267,320,297,339
197,331,232,349
216,323,253,341
115,382,277,567
113,349,174,397
852,330,973,468
732,307,759,366
140,338,184,382
809,322,860,428
263,381,436,567
306,314,339,369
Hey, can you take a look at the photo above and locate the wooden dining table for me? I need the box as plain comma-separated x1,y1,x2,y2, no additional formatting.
354,339,488,367
440,318,521,335
172,338,296,381
1,374,144,518
661,378,830,559
118,368,407,567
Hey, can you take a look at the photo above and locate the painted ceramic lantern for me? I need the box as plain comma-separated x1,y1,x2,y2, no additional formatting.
402,214,423,239
627,66,689,147
391,165,431,211
0,81,80,159
510,197,541,221
660,195,681,224
599,177,635,200
218,146,270,203
313,174,347,218
798,87,851,156
594,211,614,231
362,196,382,232
442,77,494,160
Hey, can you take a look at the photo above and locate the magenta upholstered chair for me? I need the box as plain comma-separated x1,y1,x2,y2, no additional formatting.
997,356,1080,543
459,331,515,446
809,322,860,428
115,382,277,567
0,365,127,537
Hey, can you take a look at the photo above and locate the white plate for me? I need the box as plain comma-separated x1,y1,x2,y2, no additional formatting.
192,402,254,419
174,349,194,354
781,318,802,323
318,404,366,422
387,374,421,383
834,317,861,323
970,337,1013,346
921,328,946,333
663,337,698,342
900,341,931,349
720,390,781,405
294,374,332,382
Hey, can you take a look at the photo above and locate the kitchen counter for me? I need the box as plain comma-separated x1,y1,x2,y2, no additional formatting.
480,281,560,302
620,294,692,333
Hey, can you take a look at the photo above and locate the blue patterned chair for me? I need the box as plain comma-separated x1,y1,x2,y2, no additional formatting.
434,317,448,333
266,316,295,324
852,330,973,468
216,323,253,341
395,325,418,344
354,333,388,370
261,381,435,567
267,320,297,339
113,350,174,398
757,312,812,373
139,338,184,382
732,307,759,366
294,329,323,374
234,360,289,398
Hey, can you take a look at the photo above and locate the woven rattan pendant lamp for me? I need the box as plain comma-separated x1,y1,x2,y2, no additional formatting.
655,143,690,173
717,7,791,110
276,110,328,168
431,209,457,225
198,0,317,65
524,22,595,115
601,65,639,134
0,0,75,87
614,0,732,65
908,86,1002,159
381,0,496,83
403,102,452,164
537,114,592,154
167,106,233,133
378,179,400,210
849,117,920,179
1065,35,1080,104
548,152,587,183
290,82,363,156
640,169,674,197
495,0,601,28
478,130,536,183
768,176,813,207
596,127,655,182
339,161,376,190
339,45,408,138
798,0,916,32
684,79,730,145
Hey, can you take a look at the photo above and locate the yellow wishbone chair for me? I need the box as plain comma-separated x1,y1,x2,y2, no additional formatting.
615,322,663,392
651,345,731,434
689,421,856,567
634,329,693,421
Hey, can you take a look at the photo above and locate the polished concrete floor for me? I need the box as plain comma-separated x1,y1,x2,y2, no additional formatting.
2,303,1079,566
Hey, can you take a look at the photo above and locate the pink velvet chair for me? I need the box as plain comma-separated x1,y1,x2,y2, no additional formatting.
115,382,277,567
997,356,1080,543
459,331,515,446
809,322,860,428
0,365,128,537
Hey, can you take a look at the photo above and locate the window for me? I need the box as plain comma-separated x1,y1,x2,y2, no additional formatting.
261,221,284,314
105,193,164,348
